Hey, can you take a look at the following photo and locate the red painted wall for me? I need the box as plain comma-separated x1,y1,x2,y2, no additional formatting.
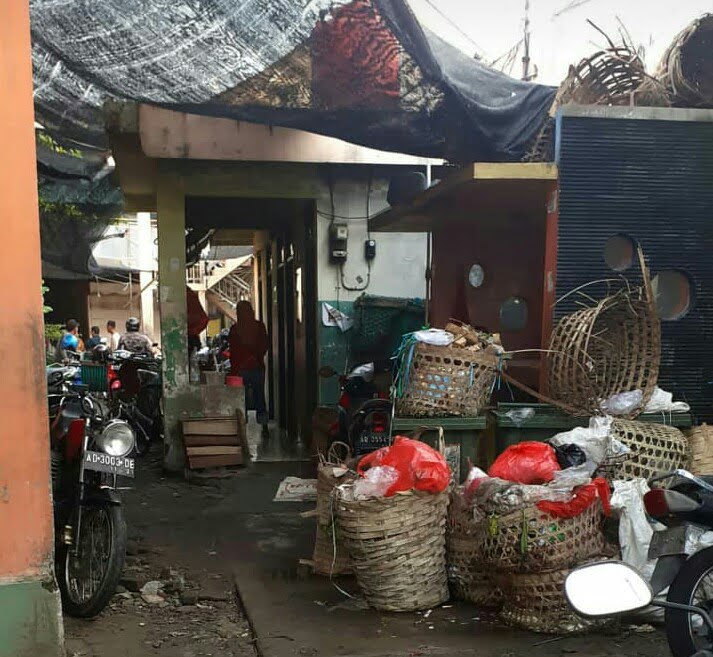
430,211,547,389
0,2,54,578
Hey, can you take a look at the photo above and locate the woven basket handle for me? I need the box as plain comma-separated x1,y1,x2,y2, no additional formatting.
409,426,445,455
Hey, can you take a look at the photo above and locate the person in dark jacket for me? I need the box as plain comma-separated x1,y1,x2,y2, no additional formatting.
86,326,102,350
229,301,269,432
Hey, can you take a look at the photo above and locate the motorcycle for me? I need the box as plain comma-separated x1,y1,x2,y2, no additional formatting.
49,383,135,618
107,349,163,456
566,469,713,657
320,363,393,458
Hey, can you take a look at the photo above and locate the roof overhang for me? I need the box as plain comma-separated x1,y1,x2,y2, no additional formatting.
368,162,558,232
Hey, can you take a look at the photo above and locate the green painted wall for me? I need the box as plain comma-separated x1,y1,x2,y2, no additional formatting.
318,300,355,406
0,579,63,657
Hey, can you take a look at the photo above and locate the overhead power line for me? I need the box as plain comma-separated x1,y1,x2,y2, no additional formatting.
420,0,487,58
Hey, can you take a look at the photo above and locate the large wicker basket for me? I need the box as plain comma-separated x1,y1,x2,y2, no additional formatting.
334,489,449,612
498,566,608,634
607,420,690,481
480,502,605,574
446,490,503,608
688,425,713,476
311,462,355,576
395,342,499,417
547,294,660,417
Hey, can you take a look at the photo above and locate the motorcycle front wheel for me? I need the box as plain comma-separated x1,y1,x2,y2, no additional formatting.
57,504,127,618
665,545,713,657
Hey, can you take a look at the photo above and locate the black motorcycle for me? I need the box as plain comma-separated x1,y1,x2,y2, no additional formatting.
108,350,163,456
49,384,134,617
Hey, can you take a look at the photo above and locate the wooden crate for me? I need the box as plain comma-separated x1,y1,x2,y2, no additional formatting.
182,413,246,470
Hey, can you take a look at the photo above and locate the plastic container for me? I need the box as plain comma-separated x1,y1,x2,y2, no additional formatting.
494,402,693,453
225,375,243,387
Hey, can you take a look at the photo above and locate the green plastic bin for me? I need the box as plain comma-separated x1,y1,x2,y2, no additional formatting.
391,415,489,483
80,363,109,393
494,402,693,452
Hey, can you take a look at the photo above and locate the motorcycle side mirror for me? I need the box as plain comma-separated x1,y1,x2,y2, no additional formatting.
565,561,653,617
318,366,337,378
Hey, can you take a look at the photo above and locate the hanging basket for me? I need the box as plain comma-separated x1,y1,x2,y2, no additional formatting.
334,489,449,612
395,342,500,418
547,293,661,417
480,501,605,574
446,490,503,608
606,420,690,482
311,461,356,577
498,566,609,634
688,424,713,476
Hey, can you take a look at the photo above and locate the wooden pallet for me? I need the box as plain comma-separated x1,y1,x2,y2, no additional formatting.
182,413,246,470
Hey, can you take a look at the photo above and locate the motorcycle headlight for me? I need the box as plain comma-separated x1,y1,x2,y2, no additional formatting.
96,420,135,457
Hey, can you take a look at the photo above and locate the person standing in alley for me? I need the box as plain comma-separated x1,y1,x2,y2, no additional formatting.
118,317,154,355
229,300,269,434
107,320,121,352
54,318,84,362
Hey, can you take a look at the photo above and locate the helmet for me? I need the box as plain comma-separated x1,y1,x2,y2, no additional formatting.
126,317,140,332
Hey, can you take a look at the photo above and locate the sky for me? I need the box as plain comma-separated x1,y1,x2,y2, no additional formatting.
408,0,711,85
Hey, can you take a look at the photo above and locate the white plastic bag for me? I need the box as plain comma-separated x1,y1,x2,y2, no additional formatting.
644,387,691,414
551,461,596,490
463,466,488,490
350,466,399,500
413,329,454,346
504,407,535,427
549,416,621,466
601,390,644,416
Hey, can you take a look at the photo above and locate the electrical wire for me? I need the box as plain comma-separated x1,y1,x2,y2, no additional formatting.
420,0,486,57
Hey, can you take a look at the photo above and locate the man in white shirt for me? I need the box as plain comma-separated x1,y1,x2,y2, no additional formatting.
107,320,121,351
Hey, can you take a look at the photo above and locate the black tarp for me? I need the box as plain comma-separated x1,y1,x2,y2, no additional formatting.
31,0,556,161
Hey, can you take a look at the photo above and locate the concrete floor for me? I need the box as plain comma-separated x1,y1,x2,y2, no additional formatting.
67,438,672,657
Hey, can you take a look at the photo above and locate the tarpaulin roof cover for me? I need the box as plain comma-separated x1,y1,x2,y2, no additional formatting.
31,0,556,161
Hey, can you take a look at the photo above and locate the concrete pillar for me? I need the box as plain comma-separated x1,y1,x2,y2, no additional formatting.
0,2,63,654
157,171,200,471
137,212,156,341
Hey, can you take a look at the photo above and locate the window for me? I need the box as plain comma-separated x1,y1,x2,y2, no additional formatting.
604,234,636,272
652,270,693,320
499,296,528,331
468,264,485,288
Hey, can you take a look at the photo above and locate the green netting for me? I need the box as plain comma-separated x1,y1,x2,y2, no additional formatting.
350,294,424,357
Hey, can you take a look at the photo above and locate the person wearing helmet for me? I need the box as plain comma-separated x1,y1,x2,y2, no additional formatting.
118,317,154,355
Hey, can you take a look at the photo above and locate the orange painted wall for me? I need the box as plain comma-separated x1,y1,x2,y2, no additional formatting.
0,2,54,578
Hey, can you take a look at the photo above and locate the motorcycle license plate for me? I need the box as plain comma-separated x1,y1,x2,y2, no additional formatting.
83,451,135,478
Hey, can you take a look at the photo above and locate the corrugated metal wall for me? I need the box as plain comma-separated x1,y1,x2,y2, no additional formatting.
556,114,713,422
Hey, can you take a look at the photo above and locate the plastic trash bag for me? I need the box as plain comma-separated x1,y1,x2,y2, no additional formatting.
553,443,587,469
358,436,451,496
468,476,571,514
350,466,399,500
537,477,611,518
504,407,535,427
645,387,691,413
551,461,596,489
549,416,629,467
463,466,488,490
413,328,454,346
488,441,560,485
601,390,644,416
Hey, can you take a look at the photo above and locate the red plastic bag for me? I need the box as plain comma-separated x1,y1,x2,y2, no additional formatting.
536,477,611,518
488,441,560,485
357,436,450,496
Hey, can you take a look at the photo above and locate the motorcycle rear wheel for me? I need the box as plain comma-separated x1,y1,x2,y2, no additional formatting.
665,545,713,657
57,505,127,618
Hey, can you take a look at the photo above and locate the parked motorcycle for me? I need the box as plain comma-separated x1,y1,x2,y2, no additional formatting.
49,383,135,617
320,363,393,458
566,469,713,657
108,350,163,456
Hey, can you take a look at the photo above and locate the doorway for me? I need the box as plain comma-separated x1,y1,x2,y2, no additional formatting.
185,197,318,458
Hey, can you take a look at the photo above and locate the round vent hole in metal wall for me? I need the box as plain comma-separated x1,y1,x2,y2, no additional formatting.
468,264,485,288
499,296,528,331
604,234,636,272
652,270,694,320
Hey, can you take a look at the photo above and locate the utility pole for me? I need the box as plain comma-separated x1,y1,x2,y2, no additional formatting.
522,0,531,81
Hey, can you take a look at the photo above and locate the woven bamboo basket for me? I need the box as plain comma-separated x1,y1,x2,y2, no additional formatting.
334,489,449,612
688,424,713,476
446,490,503,608
605,420,690,481
311,462,356,576
498,565,608,634
547,293,661,417
480,501,605,574
395,342,499,417
642,13,713,108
